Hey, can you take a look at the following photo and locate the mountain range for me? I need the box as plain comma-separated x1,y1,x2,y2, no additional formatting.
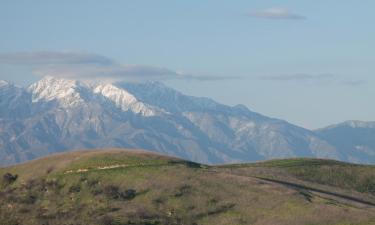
0,76,374,166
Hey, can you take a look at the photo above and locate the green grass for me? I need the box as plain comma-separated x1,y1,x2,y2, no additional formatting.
1,150,375,225
242,158,375,195
219,158,375,195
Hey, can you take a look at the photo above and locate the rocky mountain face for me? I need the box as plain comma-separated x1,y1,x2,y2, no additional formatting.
0,76,372,166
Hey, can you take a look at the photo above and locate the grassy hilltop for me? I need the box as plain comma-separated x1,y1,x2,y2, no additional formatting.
1,149,375,225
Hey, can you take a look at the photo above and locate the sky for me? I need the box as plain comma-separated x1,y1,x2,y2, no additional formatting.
0,0,374,129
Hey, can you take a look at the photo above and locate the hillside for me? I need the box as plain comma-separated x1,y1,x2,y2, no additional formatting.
1,149,375,225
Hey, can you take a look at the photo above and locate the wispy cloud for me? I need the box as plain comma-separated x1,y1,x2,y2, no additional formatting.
260,74,334,81
247,7,306,20
340,80,367,86
0,51,239,82
259,73,367,87
32,64,183,82
0,51,112,65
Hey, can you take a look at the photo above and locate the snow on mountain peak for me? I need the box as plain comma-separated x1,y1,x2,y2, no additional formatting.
343,120,375,129
0,80,9,87
26,77,163,116
94,83,161,117
317,120,375,131
27,76,86,106
94,83,137,104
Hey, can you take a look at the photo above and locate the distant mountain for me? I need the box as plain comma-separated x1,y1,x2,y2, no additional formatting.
316,121,375,164
0,76,372,166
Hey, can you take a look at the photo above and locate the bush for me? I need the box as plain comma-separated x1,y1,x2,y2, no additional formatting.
90,186,103,195
103,185,136,200
69,184,81,193
123,189,136,200
104,185,121,199
2,173,18,185
46,166,54,174
19,193,37,204
87,178,99,188
45,179,61,189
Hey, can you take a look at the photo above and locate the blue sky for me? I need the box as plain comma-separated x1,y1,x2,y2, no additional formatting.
0,0,374,129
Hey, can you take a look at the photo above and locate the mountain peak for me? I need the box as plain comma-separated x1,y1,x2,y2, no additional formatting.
0,80,9,87
93,83,161,116
27,76,86,106
342,120,375,129
318,120,375,131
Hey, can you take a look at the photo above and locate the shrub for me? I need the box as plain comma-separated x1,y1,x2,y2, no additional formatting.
3,173,18,185
122,189,136,200
19,193,37,204
46,166,54,174
69,184,81,193
104,185,121,199
90,186,103,195
103,185,136,200
45,178,61,190
87,178,99,188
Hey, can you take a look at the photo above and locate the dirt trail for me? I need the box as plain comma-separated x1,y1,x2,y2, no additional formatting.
254,176,375,207
64,164,139,174
63,162,172,174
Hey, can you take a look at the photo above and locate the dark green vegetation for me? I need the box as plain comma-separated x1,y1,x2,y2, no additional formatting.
1,150,375,225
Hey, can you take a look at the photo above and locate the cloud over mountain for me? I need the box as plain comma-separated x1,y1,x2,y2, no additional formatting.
0,51,239,82
0,51,112,65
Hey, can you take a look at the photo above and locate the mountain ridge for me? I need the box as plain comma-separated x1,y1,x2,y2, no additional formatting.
0,76,374,165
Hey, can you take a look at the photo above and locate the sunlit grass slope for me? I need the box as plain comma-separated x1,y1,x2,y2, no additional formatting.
1,149,375,225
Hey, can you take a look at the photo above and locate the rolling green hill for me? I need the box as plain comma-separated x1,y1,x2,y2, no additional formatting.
1,149,375,225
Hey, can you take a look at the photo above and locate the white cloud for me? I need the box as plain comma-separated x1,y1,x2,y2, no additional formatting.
33,64,184,82
247,7,306,20
0,51,240,82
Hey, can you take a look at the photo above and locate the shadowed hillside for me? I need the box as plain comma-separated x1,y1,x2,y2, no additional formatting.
1,149,375,225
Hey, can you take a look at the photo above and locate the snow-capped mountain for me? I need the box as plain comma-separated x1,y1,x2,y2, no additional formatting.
0,76,372,166
93,83,162,117
28,76,85,106
316,121,375,164
0,81,31,119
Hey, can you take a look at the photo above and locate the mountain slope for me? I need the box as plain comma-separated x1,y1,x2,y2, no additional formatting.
0,76,360,166
0,81,31,119
1,149,375,225
316,120,375,164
